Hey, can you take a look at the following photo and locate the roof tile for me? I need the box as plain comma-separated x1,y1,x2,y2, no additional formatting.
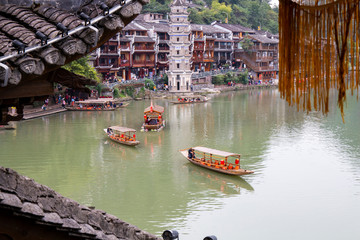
21,202,44,217
0,192,22,209
43,212,63,225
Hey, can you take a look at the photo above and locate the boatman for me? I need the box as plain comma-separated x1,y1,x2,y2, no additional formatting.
188,148,193,159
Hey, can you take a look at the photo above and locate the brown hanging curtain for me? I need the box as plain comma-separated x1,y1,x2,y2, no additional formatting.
279,0,360,121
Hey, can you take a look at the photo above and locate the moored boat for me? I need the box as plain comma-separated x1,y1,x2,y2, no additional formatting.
170,95,208,104
141,102,165,132
66,99,129,111
179,146,254,176
104,126,140,146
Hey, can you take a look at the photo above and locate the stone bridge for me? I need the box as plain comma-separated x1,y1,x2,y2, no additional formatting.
0,0,148,125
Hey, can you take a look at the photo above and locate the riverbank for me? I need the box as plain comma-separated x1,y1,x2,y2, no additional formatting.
22,104,67,120
7,84,278,122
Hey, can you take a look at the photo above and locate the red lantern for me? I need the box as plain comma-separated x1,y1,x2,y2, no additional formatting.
133,134,136,138
220,160,225,165
158,115,161,119
121,134,124,138
235,159,239,165
144,115,147,119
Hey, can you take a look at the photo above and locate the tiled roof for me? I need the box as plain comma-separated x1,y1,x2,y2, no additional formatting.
248,34,279,44
191,24,227,34
0,167,160,240
134,36,155,42
123,22,146,31
136,21,170,33
214,23,256,34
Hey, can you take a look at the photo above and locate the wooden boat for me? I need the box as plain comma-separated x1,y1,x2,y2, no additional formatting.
170,95,208,104
66,99,116,111
179,146,254,176
115,102,130,108
141,102,165,132
104,126,140,146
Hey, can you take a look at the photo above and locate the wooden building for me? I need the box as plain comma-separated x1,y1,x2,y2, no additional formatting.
239,34,279,82
213,23,256,68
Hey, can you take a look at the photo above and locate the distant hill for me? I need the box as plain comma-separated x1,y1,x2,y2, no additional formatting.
143,0,279,33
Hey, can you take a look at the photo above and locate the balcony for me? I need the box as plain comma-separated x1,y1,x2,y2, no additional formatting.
120,59,130,67
132,60,155,67
206,45,214,50
134,46,155,51
192,56,204,62
252,45,278,51
99,50,119,56
120,46,130,51
214,45,232,51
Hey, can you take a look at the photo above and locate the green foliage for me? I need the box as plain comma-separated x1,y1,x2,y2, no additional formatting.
113,88,121,99
146,0,279,34
212,71,249,85
189,0,232,24
145,78,156,90
62,56,100,82
125,86,135,97
96,83,107,95
212,75,225,85
142,0,171,14
241,37,254,52
135,87,146,99
238,70,249,84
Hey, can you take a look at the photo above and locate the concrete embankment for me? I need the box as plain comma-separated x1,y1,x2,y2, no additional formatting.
22,105,67,120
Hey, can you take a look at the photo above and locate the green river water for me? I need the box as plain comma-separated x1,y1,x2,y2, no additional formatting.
1,88,360,240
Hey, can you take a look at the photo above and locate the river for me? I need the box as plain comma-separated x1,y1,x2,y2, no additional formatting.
1,88,360,240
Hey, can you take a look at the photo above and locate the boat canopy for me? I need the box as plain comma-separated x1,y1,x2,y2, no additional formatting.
192,146,240,158
109,126,136,133
144,105,164,114
76,99,113,104
178,95,205,98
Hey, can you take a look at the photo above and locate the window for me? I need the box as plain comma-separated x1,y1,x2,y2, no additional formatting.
176,75,180,80
177,27,179,31
99,58,105,64
134,55,140,61
177,50,180,55
177,37,179,42
177,18,179,21
146,55,150,61
177,63,180,68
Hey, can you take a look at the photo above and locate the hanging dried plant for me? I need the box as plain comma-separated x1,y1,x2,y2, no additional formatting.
278,0,360,121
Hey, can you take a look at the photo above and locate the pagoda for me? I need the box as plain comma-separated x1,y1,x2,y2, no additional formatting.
167,0,192,93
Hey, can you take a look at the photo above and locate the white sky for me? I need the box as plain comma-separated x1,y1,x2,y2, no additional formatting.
270,0,279,7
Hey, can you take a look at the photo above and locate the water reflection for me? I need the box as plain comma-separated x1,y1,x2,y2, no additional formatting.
186,163,254,194
1,89,360,240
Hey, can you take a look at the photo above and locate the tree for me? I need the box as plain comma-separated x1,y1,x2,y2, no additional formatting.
62,56,100,82
241,37,254,53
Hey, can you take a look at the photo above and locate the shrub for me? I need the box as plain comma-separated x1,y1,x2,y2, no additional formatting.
125,86,135,97
113,88,121,99
145,78,155,90
212,75,225,85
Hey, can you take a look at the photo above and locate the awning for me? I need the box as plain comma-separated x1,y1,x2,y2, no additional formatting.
109,126,136,132
192,146,240,157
